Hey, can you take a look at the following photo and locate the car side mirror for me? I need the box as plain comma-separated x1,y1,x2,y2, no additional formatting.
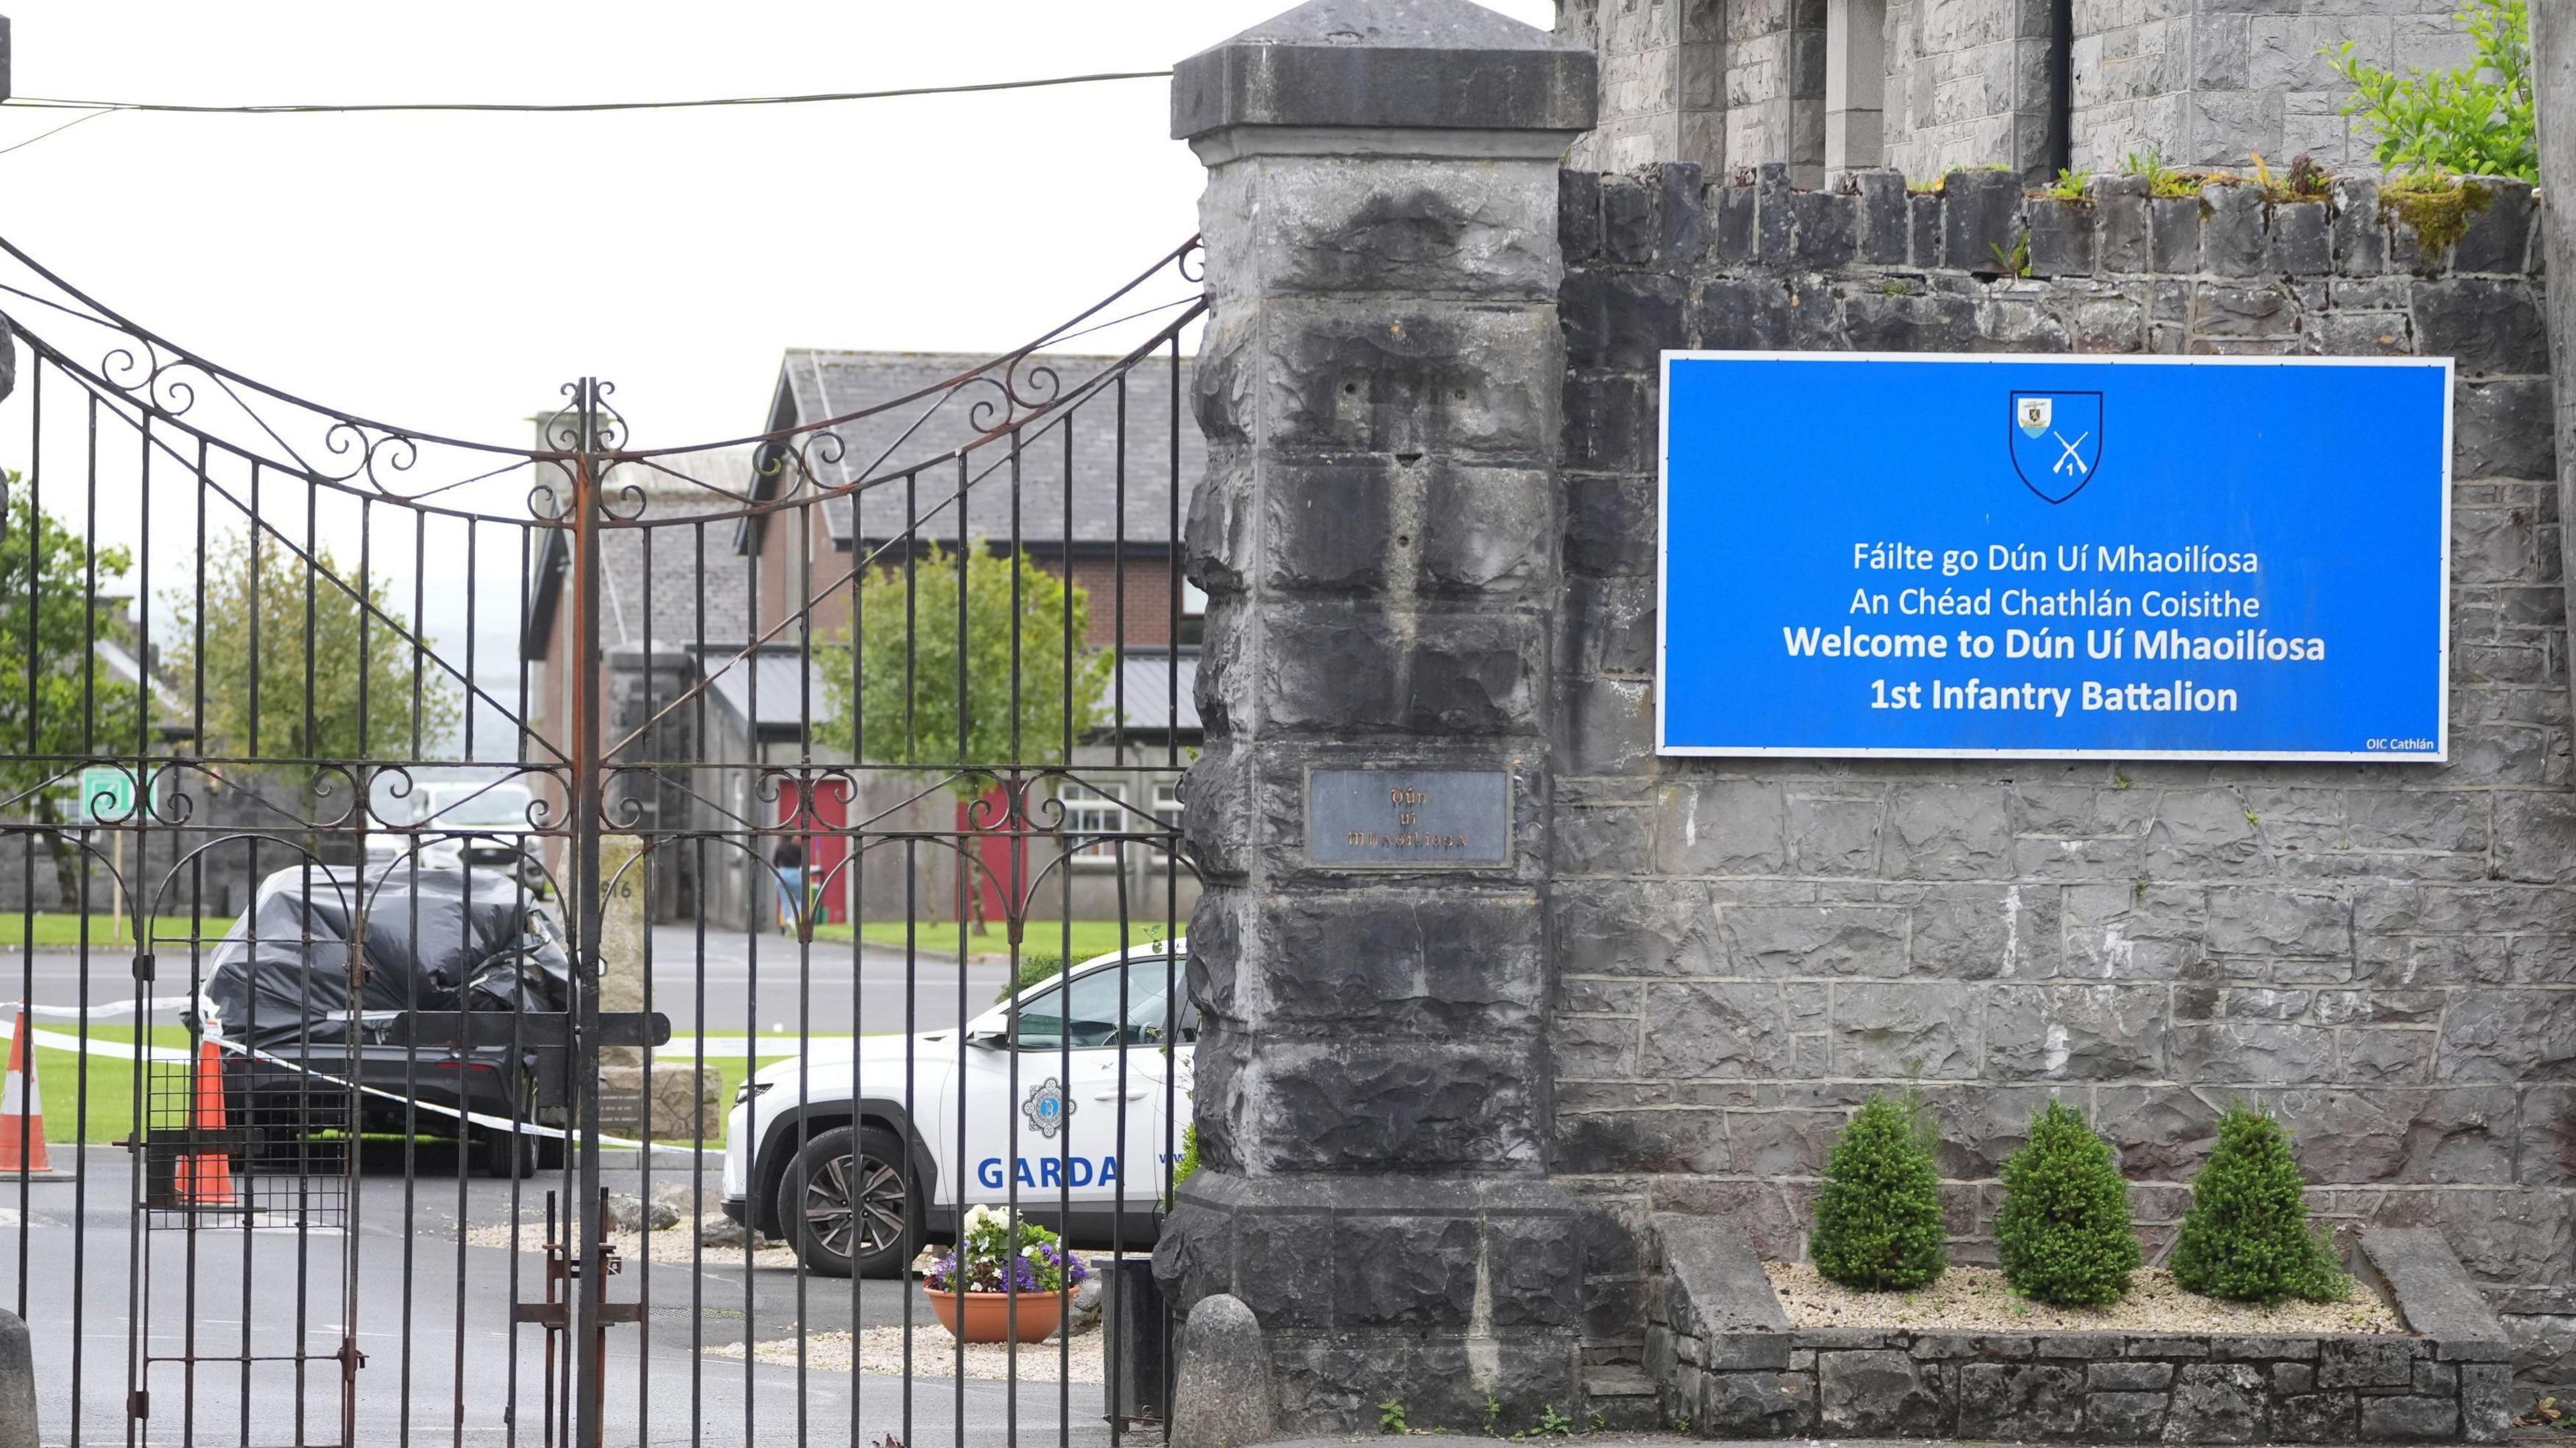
963,1027,1010,1051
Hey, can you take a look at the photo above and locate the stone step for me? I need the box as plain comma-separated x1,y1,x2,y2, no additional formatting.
1584,1366,1655,1398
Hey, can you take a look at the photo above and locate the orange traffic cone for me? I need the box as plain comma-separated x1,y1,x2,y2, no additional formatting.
174,1039,235,1209
0,1006,59,1177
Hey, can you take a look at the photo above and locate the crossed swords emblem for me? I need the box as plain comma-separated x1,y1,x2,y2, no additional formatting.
2049,430,2091,477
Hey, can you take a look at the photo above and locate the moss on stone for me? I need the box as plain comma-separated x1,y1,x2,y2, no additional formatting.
2381,174,2491,255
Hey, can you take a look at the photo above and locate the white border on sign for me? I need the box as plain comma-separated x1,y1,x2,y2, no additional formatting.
1652,350,2455,762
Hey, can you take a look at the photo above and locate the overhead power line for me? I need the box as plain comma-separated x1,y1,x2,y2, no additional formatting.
0,68,1172,115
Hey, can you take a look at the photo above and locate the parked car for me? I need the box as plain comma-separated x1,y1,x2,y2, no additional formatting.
193,862,577,1179
721,937,1195,1278
364,778,549,894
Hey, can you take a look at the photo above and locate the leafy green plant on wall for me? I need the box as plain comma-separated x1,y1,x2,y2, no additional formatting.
2330,0,2535,183
2170,1102,2351,1304
2121,149,2204,201
1995,1101,2141,1308
1811,1092,1948,1291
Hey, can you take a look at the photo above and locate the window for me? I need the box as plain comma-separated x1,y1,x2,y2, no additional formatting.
1058,783,1128,868
1152,781,1183,829
1010,953,1199,1051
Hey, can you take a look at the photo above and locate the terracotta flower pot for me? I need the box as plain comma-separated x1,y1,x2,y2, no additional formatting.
928,1288,1065,1344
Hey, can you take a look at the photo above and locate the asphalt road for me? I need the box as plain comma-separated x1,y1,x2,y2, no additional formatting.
4,1145,1120,1448
0,925,1013,1037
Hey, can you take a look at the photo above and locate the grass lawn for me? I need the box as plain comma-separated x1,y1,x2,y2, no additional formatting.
18,1023,191,1145
0,914,236,949
814,919,1175,963
15,1025,823,1148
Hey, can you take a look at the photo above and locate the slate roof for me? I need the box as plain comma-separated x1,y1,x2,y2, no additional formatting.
521,444,759,660
752,349,1201,552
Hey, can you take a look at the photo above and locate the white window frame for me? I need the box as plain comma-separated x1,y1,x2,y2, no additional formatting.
1058,782,1129,870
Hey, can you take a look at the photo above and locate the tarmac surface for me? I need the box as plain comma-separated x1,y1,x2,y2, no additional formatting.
4,1144,1120,1448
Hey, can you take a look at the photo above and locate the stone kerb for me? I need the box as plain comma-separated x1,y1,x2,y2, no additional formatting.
1645,1218,2516,1443
1551,158,2571,1408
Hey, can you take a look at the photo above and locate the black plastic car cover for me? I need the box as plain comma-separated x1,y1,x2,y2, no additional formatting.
201,864,571,1047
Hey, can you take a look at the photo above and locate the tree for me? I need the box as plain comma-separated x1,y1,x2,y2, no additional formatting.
814,541,1114,927
1995,1100,2139,1308
1811,1092,1948,1291
165,527,463,805
2170,1102,2349,1304
2332,0,2535,182
0,487,149,910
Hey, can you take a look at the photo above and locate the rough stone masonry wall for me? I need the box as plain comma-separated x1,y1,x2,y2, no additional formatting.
1550,162,2576,1392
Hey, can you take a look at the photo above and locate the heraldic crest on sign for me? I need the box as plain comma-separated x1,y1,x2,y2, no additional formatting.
2008,390,2104,504
1023,1077,1077,1140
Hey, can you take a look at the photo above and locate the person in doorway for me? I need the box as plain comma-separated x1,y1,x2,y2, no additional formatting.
771,836,806,935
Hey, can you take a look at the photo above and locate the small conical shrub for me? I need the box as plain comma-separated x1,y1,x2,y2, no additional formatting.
1811,1092,1947,1291
1996,1100,2139,1307
2170,1102,2349,1304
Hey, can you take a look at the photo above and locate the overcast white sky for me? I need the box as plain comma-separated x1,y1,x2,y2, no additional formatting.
0,0,1553,448
0,0,1556,756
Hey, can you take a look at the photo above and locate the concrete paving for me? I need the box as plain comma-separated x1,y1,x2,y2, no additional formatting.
3,1145,1116,1448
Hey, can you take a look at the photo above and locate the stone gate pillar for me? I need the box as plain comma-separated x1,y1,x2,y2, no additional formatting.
1159,1,1597,1435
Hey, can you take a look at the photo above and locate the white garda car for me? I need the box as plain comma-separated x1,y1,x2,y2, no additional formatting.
721,937,1195,1278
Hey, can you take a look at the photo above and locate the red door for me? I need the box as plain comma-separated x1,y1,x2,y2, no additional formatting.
775,778,851,926
953,783,1025,927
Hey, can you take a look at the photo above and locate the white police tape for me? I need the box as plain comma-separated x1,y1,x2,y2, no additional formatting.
0,996,195,1021
209,1033,717,1157
1,1004,716,1158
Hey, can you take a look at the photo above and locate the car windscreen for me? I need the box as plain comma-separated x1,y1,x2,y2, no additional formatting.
1010,954,1195,1050
429,788,534,829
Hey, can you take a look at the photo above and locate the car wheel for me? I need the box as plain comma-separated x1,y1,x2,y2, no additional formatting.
776,1125,914,1280
475,1124,537,1180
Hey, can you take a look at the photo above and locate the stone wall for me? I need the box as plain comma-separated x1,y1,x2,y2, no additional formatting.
1558,0,2479,182
1552,161,2574,1394
1883,0,2049,180
2072,0,2474,174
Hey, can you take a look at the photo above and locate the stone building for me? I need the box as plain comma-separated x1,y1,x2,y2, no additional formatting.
1557,0,2480,186
520,354,1205,932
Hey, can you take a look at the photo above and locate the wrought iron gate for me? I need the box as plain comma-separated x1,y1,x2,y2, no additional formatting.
0,233,1205,1447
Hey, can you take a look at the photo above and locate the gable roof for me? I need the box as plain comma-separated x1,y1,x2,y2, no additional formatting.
520,443,761,661
740,348,1201,556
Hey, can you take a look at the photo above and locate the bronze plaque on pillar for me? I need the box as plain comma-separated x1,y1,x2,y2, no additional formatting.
1305,767,1513,868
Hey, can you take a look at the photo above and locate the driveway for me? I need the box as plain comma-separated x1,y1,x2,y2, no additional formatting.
4,1144,1116,1448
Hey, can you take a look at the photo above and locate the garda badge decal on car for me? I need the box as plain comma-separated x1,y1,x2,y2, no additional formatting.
1022,1078,1077,1140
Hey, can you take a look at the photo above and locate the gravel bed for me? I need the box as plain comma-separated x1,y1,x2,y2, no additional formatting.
461,1212,802,1270
1764,1262,2402,1335
704,1326,1103,1383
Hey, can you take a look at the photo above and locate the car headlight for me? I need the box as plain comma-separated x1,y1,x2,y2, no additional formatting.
734,1080,775,1106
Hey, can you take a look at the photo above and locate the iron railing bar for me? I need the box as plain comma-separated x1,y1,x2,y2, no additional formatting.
1,317,545,527
604,237,1204,462
599,405,1086,761
598,301,1202,537
0,236,548,460
13,356,35,1327
19,370,556,749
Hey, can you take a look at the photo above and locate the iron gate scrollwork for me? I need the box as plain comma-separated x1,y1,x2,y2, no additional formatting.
0,231,1206,1447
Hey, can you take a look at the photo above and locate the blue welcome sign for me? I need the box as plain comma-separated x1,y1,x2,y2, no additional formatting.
1659,354,2451,760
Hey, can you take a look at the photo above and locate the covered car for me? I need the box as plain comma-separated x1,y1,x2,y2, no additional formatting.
195,862,575,1176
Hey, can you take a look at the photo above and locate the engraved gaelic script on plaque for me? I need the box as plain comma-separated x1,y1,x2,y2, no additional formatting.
1306,768,1513,868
